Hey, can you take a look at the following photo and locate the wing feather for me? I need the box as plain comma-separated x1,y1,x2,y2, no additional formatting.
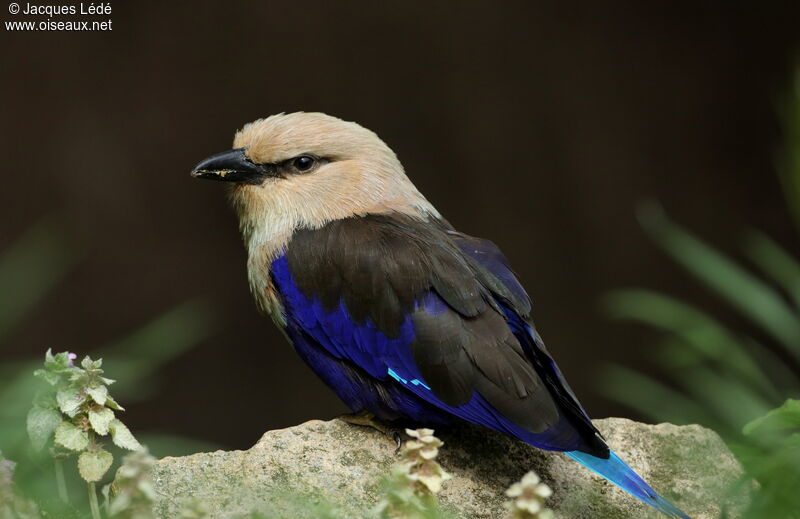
276,212,605,454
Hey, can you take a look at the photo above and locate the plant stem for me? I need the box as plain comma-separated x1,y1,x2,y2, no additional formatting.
54,458,69,503
85,430,102,519
88,482,101,519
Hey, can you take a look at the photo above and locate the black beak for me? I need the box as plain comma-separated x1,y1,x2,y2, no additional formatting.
190,148,274,185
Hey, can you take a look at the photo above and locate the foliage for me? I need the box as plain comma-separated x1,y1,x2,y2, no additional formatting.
602,205,800,433
28,350,143,519
0,450,40,519
31,350,142,467
103,449,157,519
0,219,76,345
601,64,800,518
504,471,554,519
374,428,451,519
735,399,800,519
601,206,800,518
4,323,549,519
0,221,216,518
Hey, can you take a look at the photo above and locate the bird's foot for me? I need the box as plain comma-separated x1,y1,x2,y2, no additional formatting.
339,411,406,453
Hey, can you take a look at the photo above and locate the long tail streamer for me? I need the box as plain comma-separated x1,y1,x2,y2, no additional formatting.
566,450,691,519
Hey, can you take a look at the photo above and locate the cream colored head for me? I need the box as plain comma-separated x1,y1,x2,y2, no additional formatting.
194,112,439,252
190,112,443,319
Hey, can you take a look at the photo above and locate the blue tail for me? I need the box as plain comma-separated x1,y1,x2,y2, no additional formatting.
567,450,691,518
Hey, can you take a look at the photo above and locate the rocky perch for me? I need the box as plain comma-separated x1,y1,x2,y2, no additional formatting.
148,418,749,518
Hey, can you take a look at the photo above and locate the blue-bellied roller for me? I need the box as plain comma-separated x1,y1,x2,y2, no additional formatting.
191,112,690,518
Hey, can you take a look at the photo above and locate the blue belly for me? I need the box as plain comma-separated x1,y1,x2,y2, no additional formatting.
285,323,451,426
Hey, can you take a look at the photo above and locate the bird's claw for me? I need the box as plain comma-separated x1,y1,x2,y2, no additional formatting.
339,411,406,454
392,430,404,454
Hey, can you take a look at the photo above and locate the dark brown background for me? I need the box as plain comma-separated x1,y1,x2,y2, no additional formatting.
2,2,798,449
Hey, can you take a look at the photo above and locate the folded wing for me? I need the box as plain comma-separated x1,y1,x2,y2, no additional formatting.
272,212,606,455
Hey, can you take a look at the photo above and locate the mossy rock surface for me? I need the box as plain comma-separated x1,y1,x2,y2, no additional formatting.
147,418,749,518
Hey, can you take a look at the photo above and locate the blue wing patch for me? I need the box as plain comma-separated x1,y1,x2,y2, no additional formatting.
270,254,588,452
387,367,432,390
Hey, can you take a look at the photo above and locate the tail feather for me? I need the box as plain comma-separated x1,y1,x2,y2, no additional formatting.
566,450,691,519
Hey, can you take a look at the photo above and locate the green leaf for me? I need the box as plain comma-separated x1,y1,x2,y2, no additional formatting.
108,489,132,515
32,350,78,388
88,408,115,436
0,220,76,343
100,483,112,506
54,421,89,451
638,203,800,359
104,396,124,411
33,368,61,386
56,387,84,417
605,289,792,399
45,350,73,371
674,363,774,432
26,406,62,450
109,419,141,451
81,356,102,371
87,385,108,405
600,364,714,427
744,230,800,309
101,300,215,397
743,399,800,439
32,390,58,409
78,449,113,482
138,478,157,501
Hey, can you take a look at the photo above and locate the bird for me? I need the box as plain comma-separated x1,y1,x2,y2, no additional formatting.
190,112,691,518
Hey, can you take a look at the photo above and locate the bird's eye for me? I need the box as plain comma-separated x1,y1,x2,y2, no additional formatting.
292,155,316,172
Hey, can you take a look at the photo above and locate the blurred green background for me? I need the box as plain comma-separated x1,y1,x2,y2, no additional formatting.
1,1,799,455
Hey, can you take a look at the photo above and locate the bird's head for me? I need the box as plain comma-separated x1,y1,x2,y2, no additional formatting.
191,112,438,247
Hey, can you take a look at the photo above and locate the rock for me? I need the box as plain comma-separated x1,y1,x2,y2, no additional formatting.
148,418,749,519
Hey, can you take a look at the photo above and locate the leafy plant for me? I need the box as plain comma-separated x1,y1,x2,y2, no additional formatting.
374,428,452,519
601,204,800,518
102,449,157,519
0,220,217,516
734,399,800,518
504,471,554,519
602,205,800,436
0,450,40,519
601,63,800,518
28,350,142,519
